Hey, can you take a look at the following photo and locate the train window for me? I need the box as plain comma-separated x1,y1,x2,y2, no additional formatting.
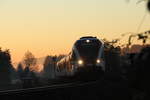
101,50,105,59
77,45,99,59
75,40,101,60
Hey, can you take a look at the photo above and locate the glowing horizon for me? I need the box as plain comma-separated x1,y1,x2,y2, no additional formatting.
0,0,150,63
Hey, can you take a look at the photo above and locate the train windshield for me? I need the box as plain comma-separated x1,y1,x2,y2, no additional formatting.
75,39,101,59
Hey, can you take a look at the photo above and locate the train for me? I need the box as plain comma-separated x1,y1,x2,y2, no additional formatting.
56,36,105,76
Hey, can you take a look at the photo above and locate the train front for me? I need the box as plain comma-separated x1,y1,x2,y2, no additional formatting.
72,37,105,72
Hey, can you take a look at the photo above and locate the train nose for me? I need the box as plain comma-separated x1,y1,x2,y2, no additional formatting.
83,59,95,66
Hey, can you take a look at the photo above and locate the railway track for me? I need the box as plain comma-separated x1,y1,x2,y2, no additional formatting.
0,73,130,100
0,79,101,96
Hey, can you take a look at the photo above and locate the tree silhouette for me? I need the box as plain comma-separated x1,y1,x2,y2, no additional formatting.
126,46,150,99
0,48,12,89
17,63,24,79
148,0,150,11
23,67,30,77
10,65,18,84
43,56,56,79
23,51,37,68
127,30,150,47
103,39,121,73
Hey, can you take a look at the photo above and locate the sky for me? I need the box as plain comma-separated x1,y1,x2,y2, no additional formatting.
0,0,150,63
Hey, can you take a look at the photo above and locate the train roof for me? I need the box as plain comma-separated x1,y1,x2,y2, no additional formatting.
80,36,97,40
73,36,104,46
74,36,102,45
77,36,101,42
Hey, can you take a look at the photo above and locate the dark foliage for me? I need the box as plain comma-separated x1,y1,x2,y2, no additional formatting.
0,48,12,90
127,46,150,100
147,0,150,11
43,56,55,79
17,63,24,79
23,51,37,68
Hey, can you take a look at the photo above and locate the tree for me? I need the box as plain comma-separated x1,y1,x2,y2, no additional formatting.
21,51,37,88
103,39,121,73
23,51,37,68
23,67,30,77
0,48,13,89
17,63,24,79
127,30,150,47
148,0,150,11
43,56,56,79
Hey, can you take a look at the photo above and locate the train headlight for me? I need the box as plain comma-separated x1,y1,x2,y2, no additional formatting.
78,60,83,65
86,39,90,43
96,59,101,64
